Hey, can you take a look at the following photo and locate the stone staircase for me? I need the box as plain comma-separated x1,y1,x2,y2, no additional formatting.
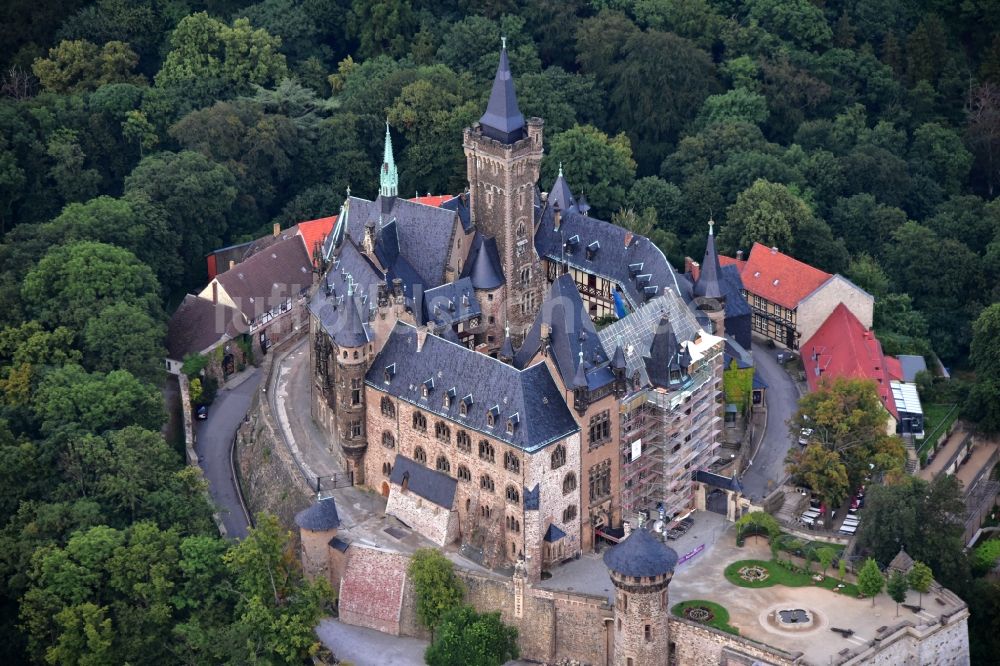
903,435,919,474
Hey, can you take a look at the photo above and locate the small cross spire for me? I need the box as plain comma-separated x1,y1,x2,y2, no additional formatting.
708,217,715,236
558,162,563,178
501,36,507,50
346,184,351,197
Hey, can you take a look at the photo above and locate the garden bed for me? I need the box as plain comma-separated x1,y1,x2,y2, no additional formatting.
671,600,739,635
724,559,859,597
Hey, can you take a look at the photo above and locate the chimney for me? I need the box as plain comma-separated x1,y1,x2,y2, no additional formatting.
770,246,778,254
228,260,235,271
212,281,218,304
416,326,428,352
540,322,550,341
273,222,280,237
624,231,633,247
736,249,744,261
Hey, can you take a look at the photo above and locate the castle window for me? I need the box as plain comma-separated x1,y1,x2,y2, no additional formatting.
457,465,471,481
414,446,427,464
589,459,612,502
353,350,358,359
460,402,467,416
589,410,610,446
435,421,451,443
551,444,566,470
504,451,520,474
516,220,525,237
351,378,363,405
480,474,495,492
412,411,427,432
457,430,471,452
479,440,495,463
644,625,651,642
436,456,450,473
505,485,520,505
520,291,536,315
382,431,395,449
563,504,577,522
349,420,362,438
520,267,531,286
383,363,395,383
506,515,521,533
380,396,395,417
563,472,577,495
382,462,392,476
481,505,493,518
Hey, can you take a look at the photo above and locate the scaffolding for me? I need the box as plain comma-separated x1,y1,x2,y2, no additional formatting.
619,357,724,528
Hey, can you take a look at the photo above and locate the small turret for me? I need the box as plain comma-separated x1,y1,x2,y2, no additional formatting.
380,121,398,200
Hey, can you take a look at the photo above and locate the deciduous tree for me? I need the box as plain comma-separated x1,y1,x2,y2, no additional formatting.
542,125,636,218
907,560,933,608
858,557,884,606
887,569,908,615
409,548,464,635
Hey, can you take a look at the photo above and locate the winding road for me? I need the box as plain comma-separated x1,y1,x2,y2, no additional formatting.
739,342,801,501
194,369,263,539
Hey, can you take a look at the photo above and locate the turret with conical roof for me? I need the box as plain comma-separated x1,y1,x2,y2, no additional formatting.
380,122,398,199
479,42,525,144
645,314,686,389
693,218,724,301
548,163,576,213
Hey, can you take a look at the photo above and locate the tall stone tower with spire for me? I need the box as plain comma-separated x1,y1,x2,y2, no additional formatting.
693,219,727,338
463,42,544,343
380,122,398,200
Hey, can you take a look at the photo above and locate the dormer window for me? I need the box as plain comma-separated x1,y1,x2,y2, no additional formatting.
421,378,434,398
383,363,396,384
586,241,600,260
460,394,473,417
486,405,500,428
486,412,495,428
444,387,456,409
506,412,519,435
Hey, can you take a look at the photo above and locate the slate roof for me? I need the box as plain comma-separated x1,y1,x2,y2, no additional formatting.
460,233,504,290
802,303,897,419
543,524,567,542
166,294,248,361
479,47,525,144
341,195,458,289
534,207,683,309
214,235,313,321
724,338,753,370
514,275,613,391
421,278,481,330
603,527,679,577
390,454,457,509
694,470,742,493
308,240,379,348
889,548,914,574
548,170,576,213
753,371,768,390
440,194,473,234
739,242,831,310
693,224,724,300
294,497,341,531
597,293,699,390
644,314,687,389
367,322,579,453
897,355,928,382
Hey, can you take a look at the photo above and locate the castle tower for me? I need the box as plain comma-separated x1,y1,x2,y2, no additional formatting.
463,43,544,341
333,283,371,485
693,219,727,338
294,497,341,581
603,528,678,666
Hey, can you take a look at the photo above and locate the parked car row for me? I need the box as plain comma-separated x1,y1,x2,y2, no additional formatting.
666,515,695,541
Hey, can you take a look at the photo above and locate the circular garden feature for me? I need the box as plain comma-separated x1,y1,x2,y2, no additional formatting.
738,565,770,583
671,600,739,635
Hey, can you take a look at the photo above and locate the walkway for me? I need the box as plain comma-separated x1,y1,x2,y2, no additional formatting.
919,428,971,481
194,368,263,539
740,342,801,500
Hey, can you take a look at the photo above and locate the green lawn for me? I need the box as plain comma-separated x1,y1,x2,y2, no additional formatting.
671,600,740,635
724,559,860,597
917,403,958,456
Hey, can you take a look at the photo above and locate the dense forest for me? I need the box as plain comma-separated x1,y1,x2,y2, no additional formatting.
0,0,999,663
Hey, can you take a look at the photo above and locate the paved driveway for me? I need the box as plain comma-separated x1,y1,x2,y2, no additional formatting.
740,343,800,500
195,369,263,539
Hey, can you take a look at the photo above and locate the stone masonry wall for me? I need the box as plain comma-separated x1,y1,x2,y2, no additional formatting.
667,616,801,666
797,275,874,346
338,546,408,635
838,609,970,666
385,483,458,546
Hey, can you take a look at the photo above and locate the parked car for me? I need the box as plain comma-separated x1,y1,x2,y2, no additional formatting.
196,405,208,420
798,428,814,445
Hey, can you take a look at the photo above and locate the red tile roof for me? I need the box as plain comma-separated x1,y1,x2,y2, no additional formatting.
802,303,897,418
718,255,746,273
885,356,904,382
411,194,453,207
739,242,831,310
295,215,337,264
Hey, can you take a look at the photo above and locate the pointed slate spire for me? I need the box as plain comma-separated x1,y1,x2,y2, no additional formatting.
573,348,588,389
612,340,627,371
693,218,724,300
499,322,514,363
334,281,369,348
576,191,590,216
479,43,525,144
380,121,398,199
548,164,576,213
645,314,682,388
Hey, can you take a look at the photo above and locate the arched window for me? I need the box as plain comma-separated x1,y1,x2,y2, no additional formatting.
505,485,520,505
414,446,426,464
412,411,427,431
381,431,395,449
563,472,577,494
563,505,577,523
380,396,395,417
480,505,493,518
457,465,471,482
506,516,521,533
436,456,450,473
456,430,471,452
486,412,495,428
478,440,495,463
551,444,566,470
480,474,495,492
382,462,392,476
504,451,520,474
435,421,450,443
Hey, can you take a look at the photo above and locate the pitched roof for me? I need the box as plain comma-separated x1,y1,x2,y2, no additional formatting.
693,223,724,300
896,355,928,383
421,277,481,330
440,193,473,233
534,207,683,309
739,242,831,310
888,548,914,574
548,169,576,213
390,454,457,509
802,303,897,418
603,527,678,577
645,314,687,389
294,497,341,531
543,524,567,542
214,235,313,321
694,470,743,493
461,233,504,290
166,294,247,361
411,195,452,207
297,215,337,261
479,47,525,144
308,240,379,348
514,275,613,391
367,322,579,453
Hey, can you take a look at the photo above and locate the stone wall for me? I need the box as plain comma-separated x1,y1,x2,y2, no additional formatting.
837,606,970,666
338,546,408,635
300,526,338,581
667,616,802,666
385,483,458,546
797,275,873,345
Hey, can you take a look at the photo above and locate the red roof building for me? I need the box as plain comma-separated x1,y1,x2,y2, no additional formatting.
740,243,831,310
802,303,897,420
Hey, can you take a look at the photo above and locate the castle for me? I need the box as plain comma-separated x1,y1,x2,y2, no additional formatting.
307,45,750,577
